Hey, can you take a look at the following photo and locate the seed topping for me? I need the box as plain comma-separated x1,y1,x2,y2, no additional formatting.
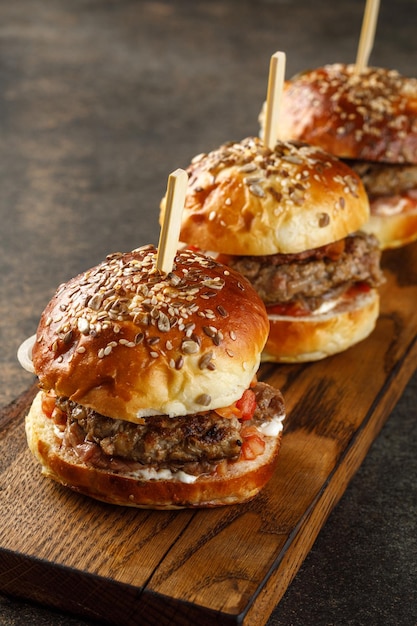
186,135,365,220
284,64,417,163
41,246,243,369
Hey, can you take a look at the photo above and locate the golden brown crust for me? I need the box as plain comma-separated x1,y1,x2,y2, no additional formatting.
168,137,369,256
262,288,380,363
271,64,417,164
32,246,269,422
362,202,417,250
25,391,283,509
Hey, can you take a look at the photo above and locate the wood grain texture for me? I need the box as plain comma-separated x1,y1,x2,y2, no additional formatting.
0,242,416,626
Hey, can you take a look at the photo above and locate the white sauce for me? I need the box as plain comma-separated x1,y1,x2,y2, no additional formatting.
128,466,198,483
372,196,409,216
311,298,339,315
258,414,285,436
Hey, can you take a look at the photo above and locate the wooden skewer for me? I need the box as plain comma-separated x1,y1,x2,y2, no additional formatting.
263,50,286,150
354,0,380,74
156,168,188,274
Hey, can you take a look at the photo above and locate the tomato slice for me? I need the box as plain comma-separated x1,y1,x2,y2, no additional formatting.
344,282,371,297
41,392,56,418
266,301,311,317
240,426,266,460
41,391,66,425
235,388,257,420
215,387,257,421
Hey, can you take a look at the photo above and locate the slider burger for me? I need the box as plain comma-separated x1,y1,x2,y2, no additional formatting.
25,245,285,508
162,137,385,362
261,64,417,249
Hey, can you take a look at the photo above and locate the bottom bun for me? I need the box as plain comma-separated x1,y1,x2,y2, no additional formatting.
362,206,417,250
25,391,283,509
262,288,380,363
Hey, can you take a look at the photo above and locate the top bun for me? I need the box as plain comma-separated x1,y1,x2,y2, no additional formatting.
166,137,369,256
270,64,417,164
32,246,269,423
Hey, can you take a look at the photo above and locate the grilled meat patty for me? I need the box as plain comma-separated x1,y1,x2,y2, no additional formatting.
53,382,284,475
347,161,417,199
226,232,384,311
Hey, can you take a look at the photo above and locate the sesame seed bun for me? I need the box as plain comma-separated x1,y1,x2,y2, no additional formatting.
163,137,383,362
167,137,370,256
26,245,286,508
32,245,269,422
262,288,380,363
269,64,417,164
361,204,417,250
25,390,284,509
262,64,417,249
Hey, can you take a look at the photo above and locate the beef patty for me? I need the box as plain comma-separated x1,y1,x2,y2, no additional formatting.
347,161,417,199
53,382,284,475
226,232,384,311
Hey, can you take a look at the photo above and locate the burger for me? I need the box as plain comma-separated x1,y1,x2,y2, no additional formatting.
260,64,417,249
25,244,285,508
161,137,385,362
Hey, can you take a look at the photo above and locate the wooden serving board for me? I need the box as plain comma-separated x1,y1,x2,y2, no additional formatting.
1,242,417,626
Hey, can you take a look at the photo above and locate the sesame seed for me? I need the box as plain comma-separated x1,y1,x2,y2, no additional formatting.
199,351,214,370
212,332,222,346
203,325,217,338
78,318,90,334
88,294,103,311
318,212,330,227
190,333,202,347
248,183,265,197
181,340,199,354
63,330,73,344
244,175,265,185
239,162,257,172
216,305,228,317
196,393,211,406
